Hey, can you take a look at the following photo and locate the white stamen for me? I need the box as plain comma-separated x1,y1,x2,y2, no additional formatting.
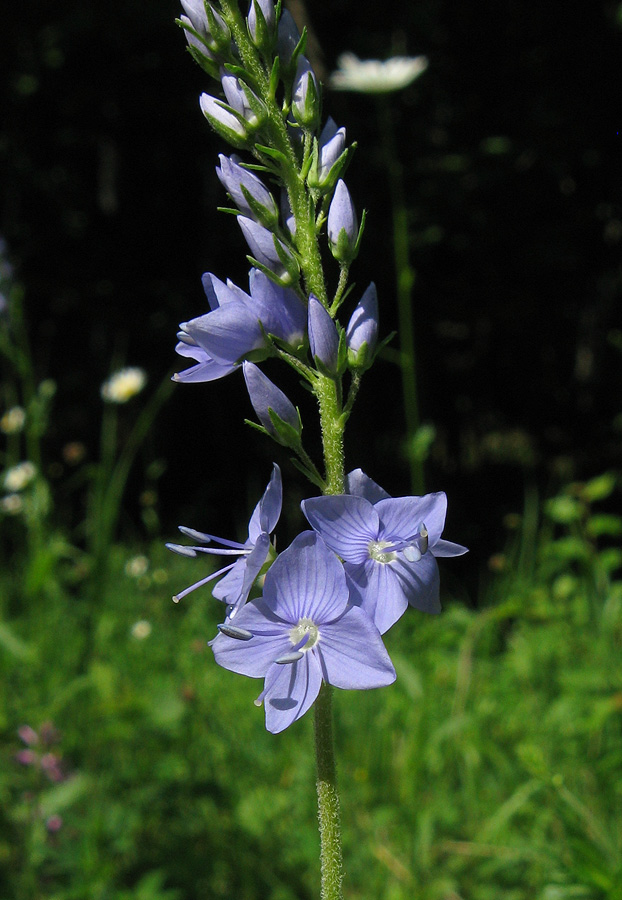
288,618,320,651
368,540,397,564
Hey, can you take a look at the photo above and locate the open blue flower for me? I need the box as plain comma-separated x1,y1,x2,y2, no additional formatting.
302,472,467,634
173,269,306,383
212,531,395,733
167,464,282,615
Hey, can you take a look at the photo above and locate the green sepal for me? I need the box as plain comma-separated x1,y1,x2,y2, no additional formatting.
186,45,221,80
336,324,348,376
205,3,231,53
273,233,301,282
202,102,250,149
329,207,366,266
267,406,303,448
254,144,290,168
347,339,373,372
279,25,308,83
292,65,321,131
353,207,367,256
239,185,279,230
249,0,276,57
308,143,356,195
239,81,269,129
244,419,272,440
245,255,297,289
268,57,281,102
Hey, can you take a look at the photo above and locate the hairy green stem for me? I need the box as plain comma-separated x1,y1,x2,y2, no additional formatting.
214,8,345,892
314,683,344,900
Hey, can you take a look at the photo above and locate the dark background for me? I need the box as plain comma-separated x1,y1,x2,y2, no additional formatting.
2,0,621,597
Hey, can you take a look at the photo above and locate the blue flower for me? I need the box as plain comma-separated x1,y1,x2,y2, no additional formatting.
243,362,301,444
211,531,395,733
308,295,340,376
167,464,282,615
346,282,378,370
238,217,299,284
327,179,358,264
217,154,278,227
302,471,468,634
173,269,306,383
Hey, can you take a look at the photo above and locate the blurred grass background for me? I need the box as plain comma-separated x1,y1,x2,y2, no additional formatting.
2,0,622,897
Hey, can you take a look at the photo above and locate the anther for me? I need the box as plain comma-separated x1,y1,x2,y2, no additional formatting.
275,650,304,665
166,543,198,558
217,623,254,641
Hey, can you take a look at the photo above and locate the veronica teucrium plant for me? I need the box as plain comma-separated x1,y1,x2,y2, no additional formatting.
168,3,467,897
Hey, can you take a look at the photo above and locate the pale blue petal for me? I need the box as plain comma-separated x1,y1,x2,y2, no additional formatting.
346,468,391,503
212,557,246,603
346,559,409,634
201,272,247,310
173,342,237,383
263,652,323,733
302,495,378,563
247,463,282,541
211,599,289,677
376,493,447,544
315,606,395,688
263,531,349,623
391,552,441,615
187,302,265,365
433,539,469,557
249,270,307,346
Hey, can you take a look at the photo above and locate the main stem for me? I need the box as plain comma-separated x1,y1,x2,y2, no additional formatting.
314,683,343,900
217,7,344,890
313,372,346,900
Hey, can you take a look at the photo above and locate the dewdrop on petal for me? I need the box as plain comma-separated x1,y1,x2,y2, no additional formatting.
101,367,147,403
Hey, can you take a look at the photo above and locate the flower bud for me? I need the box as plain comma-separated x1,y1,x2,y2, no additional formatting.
308,296,341,377
308,118,347,192
180,1,230,54
243,362,301,445
200,93,249,147
248,0,276,52
216,154,278,228
221,73,266,130
327,179,358,264
291,56,320,130
277,9,301,73
238,217,299,284
346,283,378,370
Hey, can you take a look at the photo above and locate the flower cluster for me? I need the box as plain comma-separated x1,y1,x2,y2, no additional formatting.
168,0,465,733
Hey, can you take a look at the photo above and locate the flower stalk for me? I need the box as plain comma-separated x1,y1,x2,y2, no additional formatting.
168,7,464,899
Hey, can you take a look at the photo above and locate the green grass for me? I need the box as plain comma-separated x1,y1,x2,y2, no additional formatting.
2,489,621,900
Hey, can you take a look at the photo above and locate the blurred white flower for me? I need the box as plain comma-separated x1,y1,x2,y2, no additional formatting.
329,52,428,94
131,620,152,639
125,555,149,578
1,493,24,515
3,461,36,492
101,367,147,403
0,406,26,434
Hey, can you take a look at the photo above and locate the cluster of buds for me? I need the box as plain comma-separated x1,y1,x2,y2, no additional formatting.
168,0,465,733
